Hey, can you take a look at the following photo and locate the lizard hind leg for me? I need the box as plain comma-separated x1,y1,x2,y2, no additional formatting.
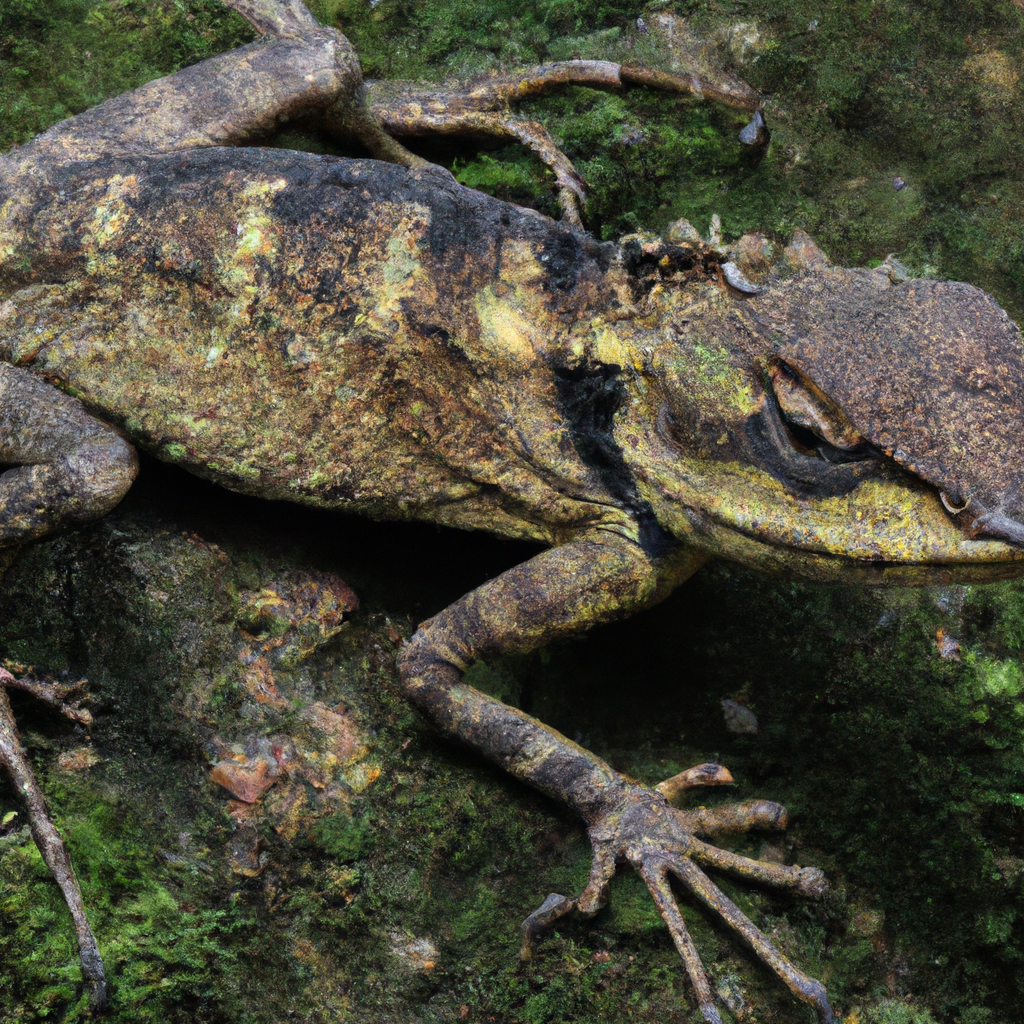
640,858,723,1024
518,842,617,959
214,0,431,167
367,58,766,229
216,0,319,37
0,363,138,546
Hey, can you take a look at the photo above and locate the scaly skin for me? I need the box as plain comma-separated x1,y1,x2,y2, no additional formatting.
2,2,1024,1019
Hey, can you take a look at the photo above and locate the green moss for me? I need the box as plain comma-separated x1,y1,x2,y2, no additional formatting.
309,810,369,862
865,1001,941,1024
0,780,256,1023
0,0,252,151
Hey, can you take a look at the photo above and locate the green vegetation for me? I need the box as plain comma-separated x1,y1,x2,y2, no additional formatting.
1,773,256,1022
0,0,252,148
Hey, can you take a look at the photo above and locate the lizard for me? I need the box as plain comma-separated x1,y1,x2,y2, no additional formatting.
2,1,1024,1019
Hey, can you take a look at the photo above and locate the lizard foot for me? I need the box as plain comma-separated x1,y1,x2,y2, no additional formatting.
520,772,833,1024
0,666,107,1009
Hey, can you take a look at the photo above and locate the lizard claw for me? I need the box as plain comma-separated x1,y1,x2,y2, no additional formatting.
521,769,834,1023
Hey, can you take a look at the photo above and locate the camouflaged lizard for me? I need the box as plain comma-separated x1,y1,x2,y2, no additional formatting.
3,2,1024,1019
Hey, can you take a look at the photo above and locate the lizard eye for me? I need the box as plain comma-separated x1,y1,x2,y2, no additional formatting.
769,359,878,464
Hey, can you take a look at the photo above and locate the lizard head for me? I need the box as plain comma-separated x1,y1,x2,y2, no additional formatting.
628,256,1024,584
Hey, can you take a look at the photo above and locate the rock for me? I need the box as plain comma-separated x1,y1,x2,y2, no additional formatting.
783,229,832,270
714,21,765,64
721,260,763,294
877,253,912,283
56,746,100,772
295,701,368,785
664,218,701,244
237,569,359,670
389,931,440,972
227,824,265,877
722,698,758,735
935,628,961,661
734,231,772,271
708,213,722,247
210,755,278,803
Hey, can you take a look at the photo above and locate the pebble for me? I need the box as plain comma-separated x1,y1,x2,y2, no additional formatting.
722,698,758,735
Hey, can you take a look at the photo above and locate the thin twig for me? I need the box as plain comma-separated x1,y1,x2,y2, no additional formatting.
1,666,93,725
0,670,107,1008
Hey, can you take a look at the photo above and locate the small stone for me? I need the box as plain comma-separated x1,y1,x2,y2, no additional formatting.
935,628,961,661
716,21,764,64
733,232,772,275
783,229,831,270
893,176,906,191
721,261,763,295
877,253,911,283
289,701,370,789
237,568,359,670
225,799,257,823
227,825,264,877
390,931,440,971
210,755,277,803
722,698,758,735
237,650,286,707
664,218,701,244
708,213,722,247
738,109,769,147
57,746,100,772
262,781,309,840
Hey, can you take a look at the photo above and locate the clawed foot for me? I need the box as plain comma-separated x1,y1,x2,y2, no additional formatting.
0,666,107,1009
521,765,833,1024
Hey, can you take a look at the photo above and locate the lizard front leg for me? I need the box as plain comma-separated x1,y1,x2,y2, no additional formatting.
0,668,105,1009
399,533,834,1024
0,366,135,1007
0,363,137,545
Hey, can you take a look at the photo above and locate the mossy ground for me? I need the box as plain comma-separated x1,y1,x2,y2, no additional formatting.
5,463,1024,1024
2,1,1024,1022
